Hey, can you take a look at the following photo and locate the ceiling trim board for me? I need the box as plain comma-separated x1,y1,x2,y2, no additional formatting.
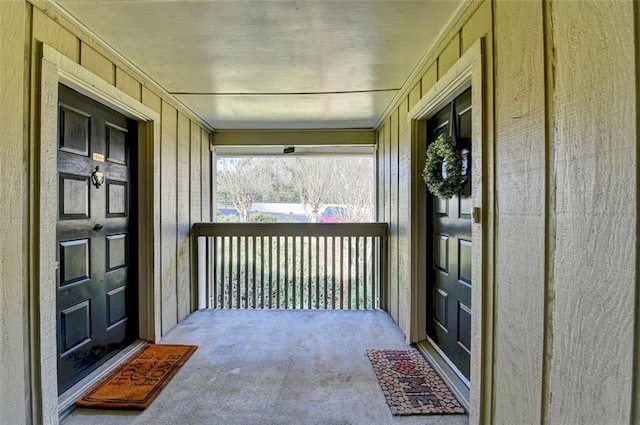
214,130,375,146
170,88,400,96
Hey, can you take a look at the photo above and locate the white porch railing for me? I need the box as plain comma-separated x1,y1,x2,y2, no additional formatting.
191,223,388,310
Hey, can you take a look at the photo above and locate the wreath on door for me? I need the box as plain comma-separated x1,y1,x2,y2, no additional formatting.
422,134,464,199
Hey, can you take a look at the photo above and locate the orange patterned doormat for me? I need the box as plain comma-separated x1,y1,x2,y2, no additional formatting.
76,344,197,410
366,348,465,415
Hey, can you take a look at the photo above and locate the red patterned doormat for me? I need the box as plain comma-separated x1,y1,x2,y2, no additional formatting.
76,344,197,410
366,348,465,415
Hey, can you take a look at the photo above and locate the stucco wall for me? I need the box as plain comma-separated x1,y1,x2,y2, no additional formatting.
376,0,638,423
0,1,212,422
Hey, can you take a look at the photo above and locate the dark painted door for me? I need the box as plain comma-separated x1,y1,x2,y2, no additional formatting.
426,87,472,381
56,84,137,394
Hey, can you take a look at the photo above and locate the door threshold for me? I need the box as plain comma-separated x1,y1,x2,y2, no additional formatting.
416,339,470,413
58,339,148,421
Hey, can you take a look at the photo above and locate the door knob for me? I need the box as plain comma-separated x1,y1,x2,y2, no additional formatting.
93,223,104,232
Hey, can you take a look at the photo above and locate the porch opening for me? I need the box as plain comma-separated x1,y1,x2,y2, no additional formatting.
200,148,384,311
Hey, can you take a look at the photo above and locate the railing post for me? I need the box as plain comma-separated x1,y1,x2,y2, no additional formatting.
379,225,389,311
190,224,199,311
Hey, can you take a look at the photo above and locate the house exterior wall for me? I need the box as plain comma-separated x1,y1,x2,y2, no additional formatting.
376,0,639,424
1,4,30,425
1,0,638,424
0,1,211,423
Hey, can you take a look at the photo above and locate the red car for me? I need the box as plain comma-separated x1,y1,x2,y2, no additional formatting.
318,206,347,223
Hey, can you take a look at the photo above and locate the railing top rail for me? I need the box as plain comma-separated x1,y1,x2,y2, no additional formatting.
192,222,389,238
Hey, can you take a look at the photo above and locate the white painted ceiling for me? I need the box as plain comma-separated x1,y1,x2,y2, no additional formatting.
55,0,466,130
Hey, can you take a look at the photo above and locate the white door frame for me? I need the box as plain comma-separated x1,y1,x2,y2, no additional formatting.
36,44,161,424
407,39,488,421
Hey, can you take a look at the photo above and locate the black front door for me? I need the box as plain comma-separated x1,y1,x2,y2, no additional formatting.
426,87,472,381
56,84,138,394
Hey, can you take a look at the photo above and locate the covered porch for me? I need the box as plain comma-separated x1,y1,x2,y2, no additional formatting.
61,309,468,425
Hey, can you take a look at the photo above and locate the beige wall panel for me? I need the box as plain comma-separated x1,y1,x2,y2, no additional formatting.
421,64,437,98
438,33,460,79
190,123,203,307
388,109,399,322
493,1,545,423
375,130,381,220
380,123,391,306
547,1,636,423
161,101,178,334
0,3,28,424
398,97,409,136
201,128,211,222
409,81,421,111
80,42,114,84
396,97,411,334
397,126,412,337
383,123,391,226
190,122,202,225
142,86,162,114
635,3,640,423
115,66,141,102
461,0,490,54
176,112,191,321
33,8,79,62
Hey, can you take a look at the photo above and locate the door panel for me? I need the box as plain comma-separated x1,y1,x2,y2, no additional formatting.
56,84,137,394
426,87,472,381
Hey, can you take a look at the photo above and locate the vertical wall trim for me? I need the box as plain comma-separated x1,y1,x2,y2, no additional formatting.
632,0,640,422
174,108,179,324
541,1,556,423
489,1,498,422
25,4,38,424
158,100,164,336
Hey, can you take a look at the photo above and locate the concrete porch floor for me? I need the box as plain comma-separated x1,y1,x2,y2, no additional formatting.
62,309,468,425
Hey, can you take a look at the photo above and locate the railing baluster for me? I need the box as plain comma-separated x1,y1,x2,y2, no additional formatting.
252,236,257,308
284,236,289,309
331,236,336,309
338,236,344,310
348,236,352,309
291,236,304,308
353,237,360,310
259,236,264,308
277,236,281,308
241,236,246,308
322,237,327,309
315,236,320,309
308,236,312,309
268,236,272,309
363,236,368,309
226,236,232,308
235,236,241,309
214,236,218,308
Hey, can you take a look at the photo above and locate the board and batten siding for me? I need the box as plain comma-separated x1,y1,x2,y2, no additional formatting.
375,0,638,424
0,1,212,423
0,2,30,425
547,1,637,423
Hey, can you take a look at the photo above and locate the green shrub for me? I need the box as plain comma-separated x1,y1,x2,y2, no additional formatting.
249,213,278,223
